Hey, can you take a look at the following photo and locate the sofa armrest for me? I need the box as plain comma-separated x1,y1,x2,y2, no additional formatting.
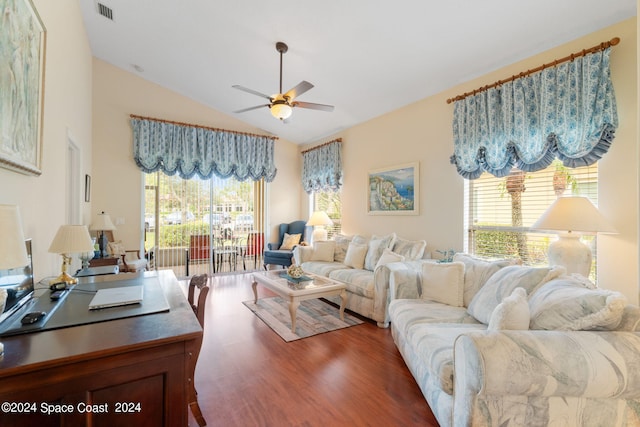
293,245,313,265
454,330,640,425
267,242,279,250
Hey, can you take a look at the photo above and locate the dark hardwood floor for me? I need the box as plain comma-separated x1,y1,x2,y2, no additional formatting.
185,271,438,427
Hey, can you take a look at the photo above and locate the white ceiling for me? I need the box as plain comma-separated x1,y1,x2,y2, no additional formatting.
79,0,636,144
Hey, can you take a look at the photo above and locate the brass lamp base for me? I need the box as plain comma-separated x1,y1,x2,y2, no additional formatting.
50,254,78,285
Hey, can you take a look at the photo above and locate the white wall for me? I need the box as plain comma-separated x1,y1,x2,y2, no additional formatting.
303,18,639,303
0,0,93,280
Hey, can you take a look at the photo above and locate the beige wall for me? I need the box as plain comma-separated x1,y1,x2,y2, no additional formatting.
91,60,302,251
303,18,639,303
0,0,93,279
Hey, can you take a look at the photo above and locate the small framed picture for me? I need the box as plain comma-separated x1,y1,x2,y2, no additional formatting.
85,174,91,202
367,162,419,215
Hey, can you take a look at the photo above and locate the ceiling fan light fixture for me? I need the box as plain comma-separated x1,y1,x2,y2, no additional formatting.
270,101,293,120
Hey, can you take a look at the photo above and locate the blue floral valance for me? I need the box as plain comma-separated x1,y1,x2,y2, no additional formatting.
302,139,343,193
450,47,618,179
131,117,277,182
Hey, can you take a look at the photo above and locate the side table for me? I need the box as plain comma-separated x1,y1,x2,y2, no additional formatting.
89,256,119,267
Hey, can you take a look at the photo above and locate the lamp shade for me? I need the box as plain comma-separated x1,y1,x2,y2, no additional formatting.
0,204,29,269
90,211,116,231
306,211,333,227
48,225,95,255
531,197,616,234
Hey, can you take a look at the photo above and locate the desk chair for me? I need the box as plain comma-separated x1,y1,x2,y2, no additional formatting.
187,274,209,426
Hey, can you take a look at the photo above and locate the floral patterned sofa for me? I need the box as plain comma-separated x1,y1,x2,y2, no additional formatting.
293,233,427,327
387,253,640,426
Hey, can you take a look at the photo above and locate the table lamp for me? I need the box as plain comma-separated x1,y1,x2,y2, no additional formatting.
0,204,29,270
532,196,616,277
90,211,116,258
48,225,95,285
307,211,333,245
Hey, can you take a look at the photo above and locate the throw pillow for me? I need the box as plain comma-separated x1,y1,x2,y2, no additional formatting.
392,237,427,260
374,248,405,270
420,262,465,307
467,265,565,325
280,233,301,250
529,277,628,331
488,288,529,330
310,241,336,262
453,253,520,307
107,241,125,256
344,242,368,269
364,233,397,271
333,234,353,263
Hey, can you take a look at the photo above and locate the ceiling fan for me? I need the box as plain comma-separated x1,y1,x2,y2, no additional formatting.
232,41,334,121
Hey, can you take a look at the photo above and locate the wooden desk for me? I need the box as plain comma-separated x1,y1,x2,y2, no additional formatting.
0,270,202,426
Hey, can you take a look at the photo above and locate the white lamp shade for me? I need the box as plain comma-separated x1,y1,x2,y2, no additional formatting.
0,204,29,269
90,211,116,231
306,211,333,227
48,225,95,254
532,197,616,234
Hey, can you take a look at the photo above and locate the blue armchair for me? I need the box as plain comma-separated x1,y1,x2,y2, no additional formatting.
263,220,308,269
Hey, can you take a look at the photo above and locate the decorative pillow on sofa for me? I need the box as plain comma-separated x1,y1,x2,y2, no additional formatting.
332,234,353,263
452,253,520,307
280,233,301,250
488,287,529,330
374,248,405,270
344,242,368,269
392,237,426,261
364,233,396,271
107,241,125,256
467,265,565,325
310,241,336,262
421,261,465,307
529,277,628,331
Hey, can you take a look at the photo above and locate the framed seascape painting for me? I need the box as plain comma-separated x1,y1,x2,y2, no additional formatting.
0,0,46,176
367,162,419,215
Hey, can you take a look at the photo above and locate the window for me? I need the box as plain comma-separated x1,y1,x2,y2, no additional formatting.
312,190,342,239
466,160,599,279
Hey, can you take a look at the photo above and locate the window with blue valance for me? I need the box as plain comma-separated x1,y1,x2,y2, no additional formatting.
450,46,618,180
130,116,277,182
302,139,343,194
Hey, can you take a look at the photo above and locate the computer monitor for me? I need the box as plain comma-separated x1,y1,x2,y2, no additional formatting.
0,239,34,324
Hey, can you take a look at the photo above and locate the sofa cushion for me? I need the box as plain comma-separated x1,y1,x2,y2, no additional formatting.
328,269,374,298
301,261,348,278
421,262,465,307
333,234,353,263
375,248,405,270
529,277,628,331
310,240,335,262
393,237,427,261
344,242,368,269
389,299,482,333
452,253,520,307
364,233,396,271
406,324,487,396
488,287,529,330
467,265,565,325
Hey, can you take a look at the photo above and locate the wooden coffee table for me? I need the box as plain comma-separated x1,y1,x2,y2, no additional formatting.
252,270,347,333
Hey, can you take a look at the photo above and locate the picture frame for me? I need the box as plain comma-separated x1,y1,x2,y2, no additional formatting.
0,0,47,176
367,162,419,215
84,174,91,202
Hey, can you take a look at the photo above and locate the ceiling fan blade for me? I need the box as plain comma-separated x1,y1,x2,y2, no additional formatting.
232,85,272,100
284,81,314,100
234,104,270,113
293,101,335,112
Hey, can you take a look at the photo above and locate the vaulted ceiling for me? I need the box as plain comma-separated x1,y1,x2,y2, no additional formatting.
79,0,636,144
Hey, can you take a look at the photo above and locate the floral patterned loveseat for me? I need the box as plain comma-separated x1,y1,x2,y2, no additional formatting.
387,254,640,426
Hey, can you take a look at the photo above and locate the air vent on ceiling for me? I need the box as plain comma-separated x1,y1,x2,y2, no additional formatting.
96,2,114,21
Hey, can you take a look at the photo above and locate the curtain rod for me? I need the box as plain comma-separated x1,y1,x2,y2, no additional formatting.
129,114,279,140
300,138,342,155
446,37,620,104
